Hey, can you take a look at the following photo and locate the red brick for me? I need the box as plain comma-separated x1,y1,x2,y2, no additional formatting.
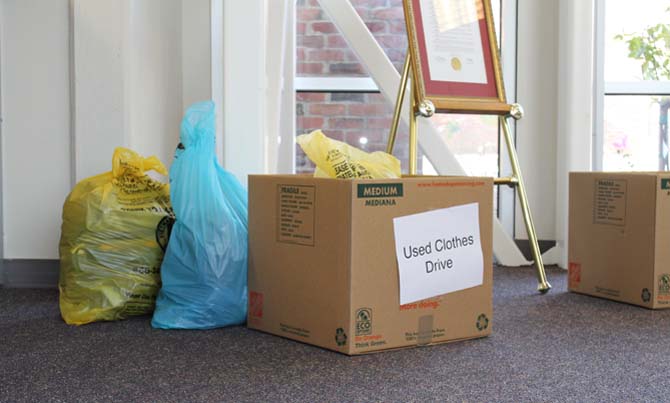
367,117,393,129
311,21,337,34
308,0,320,6
321,130,346,141
373,8,404,20
388,0,403,7
344,50,360,62
345,129,387,143
329,63,366,75
348,104,389,116
375,35,407,49
297,8,322,21
390,20,407,34
366,94,386,102
297,22,307,35
350,0,386,6
331,93,365,102
327,35,348,48
298,35,324,49
308,49,344,62
297,93,327,102
354,7,369,19
365,21,387,34
386,48,407,62
329,117,365,129
297,62,324,74
298,116,325,130
385,48,406,63
297,48,306,62
309,103,347,116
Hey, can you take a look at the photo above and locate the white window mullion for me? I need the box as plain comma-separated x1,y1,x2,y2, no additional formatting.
497,0,518,241
593,0,605,171
222,0,268,184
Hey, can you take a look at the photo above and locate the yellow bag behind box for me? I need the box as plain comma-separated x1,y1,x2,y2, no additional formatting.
297,130,401,179
59,147,173,325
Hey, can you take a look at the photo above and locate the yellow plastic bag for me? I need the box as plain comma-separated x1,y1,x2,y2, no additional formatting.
297,130,401,179
59,147,173,325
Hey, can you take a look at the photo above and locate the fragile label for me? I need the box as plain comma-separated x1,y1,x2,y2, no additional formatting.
277,184,315,246
393,203,484,305
593,179,627,226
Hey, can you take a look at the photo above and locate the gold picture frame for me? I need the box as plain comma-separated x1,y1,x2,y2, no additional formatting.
403,0,510,114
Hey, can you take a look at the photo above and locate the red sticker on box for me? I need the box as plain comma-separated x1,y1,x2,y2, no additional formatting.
569,263,581,289
249,291,264,318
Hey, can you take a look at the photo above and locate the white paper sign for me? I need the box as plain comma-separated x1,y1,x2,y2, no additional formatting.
393,203,484,305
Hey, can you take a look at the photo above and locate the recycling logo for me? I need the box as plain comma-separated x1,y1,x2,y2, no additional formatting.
641,288,651,303
476,314,489,331
335,328,348,346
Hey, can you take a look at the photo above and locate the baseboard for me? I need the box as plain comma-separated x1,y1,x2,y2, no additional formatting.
2,259,59,288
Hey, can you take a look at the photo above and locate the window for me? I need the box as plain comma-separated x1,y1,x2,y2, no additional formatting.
596,0,670,171
295,0,505,182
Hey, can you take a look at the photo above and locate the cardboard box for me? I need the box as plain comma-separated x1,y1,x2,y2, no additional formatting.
569,172,670,309
247,175,493,355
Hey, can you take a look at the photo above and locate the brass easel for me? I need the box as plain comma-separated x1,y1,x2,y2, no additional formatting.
386,54,551,293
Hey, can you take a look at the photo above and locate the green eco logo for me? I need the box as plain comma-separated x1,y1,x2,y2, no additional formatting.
661,179,670,189
659,274,670,295
355,308,372,336
357,183,403,198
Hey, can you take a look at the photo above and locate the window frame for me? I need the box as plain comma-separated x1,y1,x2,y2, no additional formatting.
593,0,670,171
295,0,517,234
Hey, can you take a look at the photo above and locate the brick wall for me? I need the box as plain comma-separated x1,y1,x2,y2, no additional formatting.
297,0,407,76
295,0,420,174
296,92,413,173
294,0,500,177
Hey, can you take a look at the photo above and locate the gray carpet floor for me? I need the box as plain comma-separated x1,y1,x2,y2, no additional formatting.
1,266,669,403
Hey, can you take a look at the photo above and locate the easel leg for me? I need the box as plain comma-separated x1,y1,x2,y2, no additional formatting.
500,116,552,293
386,54,411,155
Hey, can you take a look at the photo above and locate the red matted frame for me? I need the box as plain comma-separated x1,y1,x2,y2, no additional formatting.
404,0,510,115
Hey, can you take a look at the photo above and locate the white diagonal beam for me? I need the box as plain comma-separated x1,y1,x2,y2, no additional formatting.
318,0,530,266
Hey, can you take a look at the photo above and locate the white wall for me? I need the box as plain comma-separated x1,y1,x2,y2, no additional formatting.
128,0,183,168
1,0,213,260
1,0,72,259
71,0,129,182
514,0,559,241
181,0,212,112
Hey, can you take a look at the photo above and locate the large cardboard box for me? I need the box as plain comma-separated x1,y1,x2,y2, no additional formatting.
247,175,493,355
569,172,670,309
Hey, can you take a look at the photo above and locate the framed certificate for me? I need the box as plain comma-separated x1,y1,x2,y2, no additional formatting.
404,0,510,114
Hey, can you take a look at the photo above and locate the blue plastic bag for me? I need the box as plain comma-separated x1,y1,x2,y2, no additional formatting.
152,101,248,329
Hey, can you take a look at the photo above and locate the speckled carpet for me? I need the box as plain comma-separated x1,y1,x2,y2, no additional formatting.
1,266,669,403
